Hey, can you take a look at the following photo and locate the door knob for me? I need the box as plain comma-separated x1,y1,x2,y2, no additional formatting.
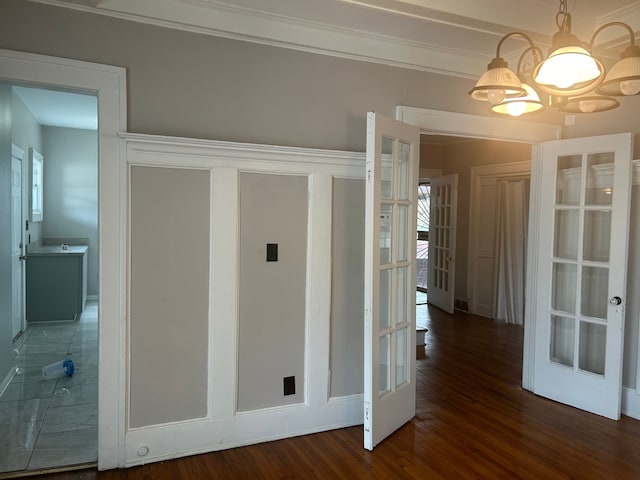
609,296,622,306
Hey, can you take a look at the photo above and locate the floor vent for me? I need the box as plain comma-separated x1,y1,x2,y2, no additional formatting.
454,299,469,311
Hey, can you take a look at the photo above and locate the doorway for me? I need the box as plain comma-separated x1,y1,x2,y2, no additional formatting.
1,85,99,474
0,49,127,472
398,106,561,389
416,181,430,298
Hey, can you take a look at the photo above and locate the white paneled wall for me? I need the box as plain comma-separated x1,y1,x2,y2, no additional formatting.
124,134,365,466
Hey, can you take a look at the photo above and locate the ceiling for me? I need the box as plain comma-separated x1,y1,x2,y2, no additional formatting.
13,86,97,130
22,0,640,129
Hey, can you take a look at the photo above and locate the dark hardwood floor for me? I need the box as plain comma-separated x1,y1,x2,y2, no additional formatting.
40,305,640,479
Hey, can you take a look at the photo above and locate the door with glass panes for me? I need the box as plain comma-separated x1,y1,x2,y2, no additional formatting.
364,112,419,450
532,133,632,420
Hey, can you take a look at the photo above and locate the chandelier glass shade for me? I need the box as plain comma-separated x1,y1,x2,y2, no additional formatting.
469,1,640,117
557,94,620,114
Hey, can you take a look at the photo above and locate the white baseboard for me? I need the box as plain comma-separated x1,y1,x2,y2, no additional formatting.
622,386,640,420
0,366,17,398
87,295,99,301
124,394,363,466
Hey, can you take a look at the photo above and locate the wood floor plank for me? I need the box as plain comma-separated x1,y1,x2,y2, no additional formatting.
37,306,640,479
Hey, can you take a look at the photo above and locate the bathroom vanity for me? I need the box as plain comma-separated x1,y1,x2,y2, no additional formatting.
26,244,88,322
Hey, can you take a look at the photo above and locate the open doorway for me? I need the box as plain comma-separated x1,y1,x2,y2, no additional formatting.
1,84,99,474
419,133,532,323
416,181,429,307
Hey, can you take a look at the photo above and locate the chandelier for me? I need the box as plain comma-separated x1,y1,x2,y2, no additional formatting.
469,0,640,116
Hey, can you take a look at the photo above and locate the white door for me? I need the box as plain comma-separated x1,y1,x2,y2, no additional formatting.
11,150,25,339
364,112,419,450
532,133,632,420
427,174,458,313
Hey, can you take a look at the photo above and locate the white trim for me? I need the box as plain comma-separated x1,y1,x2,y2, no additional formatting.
522,145,543,391
122,132,366,175
305,173,333,406
124,394,363,466
623,386,640,420
467,162,531,319
396,106,561,143
30,0,486,77
0,48,128,470
24,0,640,77
393,105,560,392
123,134,365,466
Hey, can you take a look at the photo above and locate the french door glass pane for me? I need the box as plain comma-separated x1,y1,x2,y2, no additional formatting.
398,141,410,200
552,262,577,314
586,152,614,206
579,321,606,375
581,266,609,320
380,203,392,264
396,266,407,324
379,268,391,330
583,210,611,262
550,315,575,367
397,205,408,262
381,136,393,199
556,154,582,205
554,210,579,260
396,327,407,386
379,333,391,396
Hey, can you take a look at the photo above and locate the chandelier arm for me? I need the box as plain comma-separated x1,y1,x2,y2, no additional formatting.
589,22,635,50
495,31,537,58
516,46,543,74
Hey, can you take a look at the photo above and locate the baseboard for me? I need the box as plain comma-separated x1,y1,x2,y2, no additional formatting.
622,386,640,420
86,295,98,301
0,366,17,398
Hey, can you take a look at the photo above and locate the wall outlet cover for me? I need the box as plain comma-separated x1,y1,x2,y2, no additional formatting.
283,376,295,395
267,243,278,262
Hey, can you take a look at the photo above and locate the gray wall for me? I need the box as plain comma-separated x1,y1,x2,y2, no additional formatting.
0,85,13,382
42,126,98,296
330,177,365,397
624,186,640,387
0,0,562,154
238,173,308,411
440,140,532,304
129,166,210,428
3,0,640,420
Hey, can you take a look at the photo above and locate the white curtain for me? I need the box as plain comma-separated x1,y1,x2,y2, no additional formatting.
494,179,528,325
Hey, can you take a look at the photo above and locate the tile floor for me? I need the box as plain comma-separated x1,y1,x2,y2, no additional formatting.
0,301,98,474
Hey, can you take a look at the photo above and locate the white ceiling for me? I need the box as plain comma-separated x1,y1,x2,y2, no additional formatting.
13,86,97,131
22,0,640,128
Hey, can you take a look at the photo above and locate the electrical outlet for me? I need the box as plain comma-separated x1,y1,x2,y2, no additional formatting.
283,376,295,396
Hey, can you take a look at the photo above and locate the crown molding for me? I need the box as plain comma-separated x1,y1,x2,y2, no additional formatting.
27,0,640,78
594,3,640,48
29,0,488,78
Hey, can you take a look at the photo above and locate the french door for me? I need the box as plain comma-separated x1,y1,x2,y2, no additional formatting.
364,112,419,450
427,174,458,313
532,133,633,419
